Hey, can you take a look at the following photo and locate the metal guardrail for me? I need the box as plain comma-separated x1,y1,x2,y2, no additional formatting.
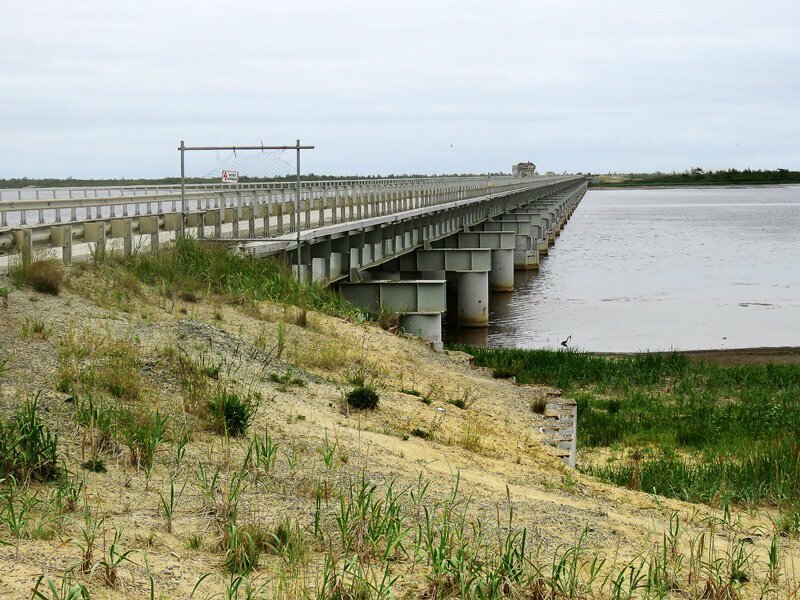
0,175,582,258
0,175,563,229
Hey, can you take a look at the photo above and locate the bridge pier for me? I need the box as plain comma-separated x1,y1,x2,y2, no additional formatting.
439,231,517,291
399,248,492,327
457,271,489,326
489,248,515,292
477,220,539,269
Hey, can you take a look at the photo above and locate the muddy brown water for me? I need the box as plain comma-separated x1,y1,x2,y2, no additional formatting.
445,185,800,352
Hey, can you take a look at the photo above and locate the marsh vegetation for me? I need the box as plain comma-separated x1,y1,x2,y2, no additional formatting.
452,345,800,531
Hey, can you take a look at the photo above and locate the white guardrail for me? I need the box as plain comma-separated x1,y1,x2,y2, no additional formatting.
0,175,580,256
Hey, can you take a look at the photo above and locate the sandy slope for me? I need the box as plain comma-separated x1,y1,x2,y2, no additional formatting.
0,265,797,598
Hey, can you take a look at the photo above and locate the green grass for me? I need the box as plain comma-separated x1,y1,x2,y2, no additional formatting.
125,237,360,318
0,395,61,483
450,345,800,509
208,389,257,437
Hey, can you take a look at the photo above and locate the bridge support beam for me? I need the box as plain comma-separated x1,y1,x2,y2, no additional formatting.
398,248,492,327
440,231,517,291
474,220,539,269
338,280,446,348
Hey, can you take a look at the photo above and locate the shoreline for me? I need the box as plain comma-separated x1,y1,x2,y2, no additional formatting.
589,182,800,190
593,346,800,365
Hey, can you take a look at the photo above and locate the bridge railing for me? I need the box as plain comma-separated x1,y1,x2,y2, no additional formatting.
0,174,580,255
0,175,567,230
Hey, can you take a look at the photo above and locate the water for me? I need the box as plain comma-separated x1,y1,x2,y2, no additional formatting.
445,185,800,352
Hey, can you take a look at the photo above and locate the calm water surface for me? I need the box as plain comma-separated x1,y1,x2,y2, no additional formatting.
445,185,800,352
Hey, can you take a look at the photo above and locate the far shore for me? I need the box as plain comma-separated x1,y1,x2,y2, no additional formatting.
589,182,800,190
594,346,800,365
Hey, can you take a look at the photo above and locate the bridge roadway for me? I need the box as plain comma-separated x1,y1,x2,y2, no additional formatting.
1,174,586,346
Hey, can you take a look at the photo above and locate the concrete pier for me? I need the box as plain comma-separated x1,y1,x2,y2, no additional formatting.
488,248,514,292
457,271,490,327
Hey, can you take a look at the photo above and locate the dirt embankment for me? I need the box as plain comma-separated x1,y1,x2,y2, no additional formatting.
0,264,797,598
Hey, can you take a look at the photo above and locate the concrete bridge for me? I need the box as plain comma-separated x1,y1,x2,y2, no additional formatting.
0,174,586,346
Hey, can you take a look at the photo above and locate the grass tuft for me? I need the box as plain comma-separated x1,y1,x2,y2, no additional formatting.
11,259,64,295
208,389,257,437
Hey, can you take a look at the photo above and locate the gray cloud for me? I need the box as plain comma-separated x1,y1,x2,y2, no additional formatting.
1,0,798,177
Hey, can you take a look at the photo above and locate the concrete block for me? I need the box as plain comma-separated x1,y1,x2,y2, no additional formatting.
185,212,204,227
110,218,133,239
50,225,72,247
138,215,159,234
163,213,182,231
83,221,106,243
204,210,224,225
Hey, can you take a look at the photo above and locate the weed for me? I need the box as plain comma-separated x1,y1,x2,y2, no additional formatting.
208,389,257,437
11,259,64,295
0,285,9,308
244,426,279,475
223,519,261,574
410,428,429,439
31,572,90,600
455,345,800,510
320,431,338,470
99,525,134,587
173,429,190,468
264,517,309,567
161,345,208,415
447,387,477,410
400,388,421,397
0,394,60,482
0,350,9,376
268,370,306,388
21,316,51,339
186,532,202,550
53,471,84,513
2,478,36,547
159,473,185,533
492,368,516,379
77,506,103,574
58,333,142,402
277,320,286,358
458,422,482,453
117,407,168,472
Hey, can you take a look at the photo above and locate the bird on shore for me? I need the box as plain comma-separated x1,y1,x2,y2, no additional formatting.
561,335,571,348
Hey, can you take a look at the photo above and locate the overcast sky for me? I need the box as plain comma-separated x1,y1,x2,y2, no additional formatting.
2,0,799,178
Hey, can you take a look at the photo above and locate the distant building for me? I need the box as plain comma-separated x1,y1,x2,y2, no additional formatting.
512,162,536,177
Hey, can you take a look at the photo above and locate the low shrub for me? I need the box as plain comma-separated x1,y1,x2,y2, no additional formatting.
345,385,379,410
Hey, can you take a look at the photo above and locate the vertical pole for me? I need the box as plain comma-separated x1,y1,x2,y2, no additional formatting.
180,141,186,212
296,139,302,282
